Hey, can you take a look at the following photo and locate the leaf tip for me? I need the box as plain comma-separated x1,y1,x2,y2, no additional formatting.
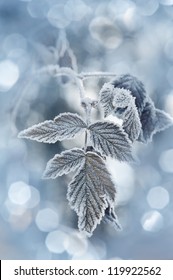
41,172,49,180
17,130,25,139
155,109,173,132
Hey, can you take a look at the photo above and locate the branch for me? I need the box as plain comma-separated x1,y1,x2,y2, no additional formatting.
38,66,85,99
38,66,117,92
78,72,116,80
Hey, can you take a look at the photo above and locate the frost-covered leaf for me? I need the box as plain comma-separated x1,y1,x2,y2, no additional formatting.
111,74,147,114
123,107,141,142
107,74,173,142
18,120,62,143
43,148,85,179
89,121,134,162
67,152,116,236
155,109,173,132
54,113,87,139
18,113,87,143
103,206,122,231
112,88,142,142
99,83,115,117
138,101,156,143
138,101,173,143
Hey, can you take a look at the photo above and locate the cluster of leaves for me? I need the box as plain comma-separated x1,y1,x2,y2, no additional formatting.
18,74,173,236
100,74,173,143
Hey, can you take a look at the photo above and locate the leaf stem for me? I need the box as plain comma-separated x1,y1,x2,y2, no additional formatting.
78,72,116,80
84,130,88,151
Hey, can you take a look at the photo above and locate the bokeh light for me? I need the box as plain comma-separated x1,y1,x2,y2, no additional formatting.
147,186,170,209
89,17,123,49
47,5,70,29
35,208,59,232
141,211,164,232
64,0,91,21
64,231,88,257
45,230,67,254
136,0,159,16
159,149,173,173
0,60,19,92
8,181,31,205
159,0,173,5
27,0,49,19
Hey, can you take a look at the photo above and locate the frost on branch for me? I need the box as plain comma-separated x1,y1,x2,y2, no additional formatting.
112,88,141,142
89,121,135,162
18,113,87,143
67,151,117,236
43,148,85,179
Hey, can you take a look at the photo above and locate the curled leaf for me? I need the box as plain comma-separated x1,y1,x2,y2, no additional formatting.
112,88,141,142
100,74,173,143
111,74,147,114
138,100,156,143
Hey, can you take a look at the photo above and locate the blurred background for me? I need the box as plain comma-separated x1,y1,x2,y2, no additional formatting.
1,0,173,260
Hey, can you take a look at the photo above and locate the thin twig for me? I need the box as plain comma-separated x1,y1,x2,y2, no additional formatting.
78,72,116,80
38,66,85,99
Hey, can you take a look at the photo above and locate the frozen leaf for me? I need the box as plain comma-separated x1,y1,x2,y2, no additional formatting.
123,107,141,142
18,113,87,143
54,113,87,139
89,121,134,162
99,83,115,117
138,101,156,143
18,120,62,143
103,206,122,231
67,152,116,236
111,74,147,114
155,109,173,132
107,74,172,142
112,88,141,142
138,101,173,143
43,148,85,179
